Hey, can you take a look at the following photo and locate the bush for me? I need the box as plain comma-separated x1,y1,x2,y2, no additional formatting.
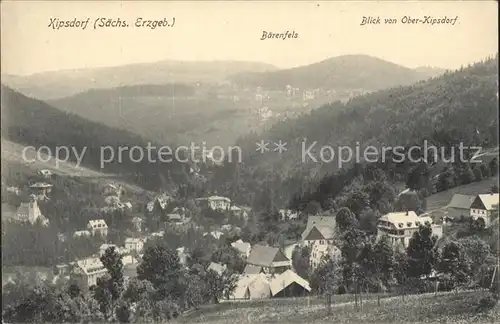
476,293,499,312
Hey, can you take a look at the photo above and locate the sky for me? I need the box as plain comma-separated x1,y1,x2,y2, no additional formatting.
1,1,498,76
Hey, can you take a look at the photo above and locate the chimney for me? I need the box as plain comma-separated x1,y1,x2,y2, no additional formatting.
406,210,409,216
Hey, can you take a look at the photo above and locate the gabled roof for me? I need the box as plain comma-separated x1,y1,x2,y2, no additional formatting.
243,264,263,274
207,262,226,275
73,230,91,237
448,194,476,209
231,274,270,299
269,270,311,296
476,194,499,210
207,196,231,202
125,237,143,244
247,274,271,299
231,241,251,255
302,215,336,240
29,182,53,188
88,219,108,229
246,245,289,267
378,211,433,229
74,257,106,275
99,243,117,251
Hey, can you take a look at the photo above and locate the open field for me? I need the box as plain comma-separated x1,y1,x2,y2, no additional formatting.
426,176,499,212
174,291,499,324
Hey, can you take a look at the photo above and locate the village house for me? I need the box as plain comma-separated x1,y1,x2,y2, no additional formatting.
29,182,53,200
166,212,184,223
231,239,252,258
124,237,145,253
70,257,107,289
309,240,341,270
207,262,227,275
197,196,231,211
177,247,188,266
73,230,91,238
244,245,291,275
231,273,271,300
87,219,108,237
203,230,224,240
376,211,443,248
230,270,311,300
279,209,299,221
37,169,54,178
301,215,336,246
470,193,499,228
269,270,311,298
146,193,171,212
230,205,249,219
447,194,476,220
131,216,144,232
15,194,49,226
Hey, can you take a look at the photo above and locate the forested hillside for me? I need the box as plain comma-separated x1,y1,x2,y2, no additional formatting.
3,60,277,99
1,85,189,191
229,55,440,91
210,56,499,207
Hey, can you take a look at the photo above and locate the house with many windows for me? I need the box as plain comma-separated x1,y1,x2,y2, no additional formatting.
301,216,336,246
87,219,108,237
70,257,107,289
376,211,443,248
470,193,499,228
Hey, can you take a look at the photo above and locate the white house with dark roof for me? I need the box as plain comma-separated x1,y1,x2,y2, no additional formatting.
124,238,145,253
470,193,499,228
87,219,108,236
377,211,442,248
70,257,107,289
244,245,291,275
231,239,252,258
15,195,49,226
309,240,341,270
447,194,476,220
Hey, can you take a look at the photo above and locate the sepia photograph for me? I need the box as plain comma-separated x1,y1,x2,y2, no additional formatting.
1,1,499,323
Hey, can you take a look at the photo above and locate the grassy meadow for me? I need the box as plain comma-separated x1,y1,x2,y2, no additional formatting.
173,290,499,324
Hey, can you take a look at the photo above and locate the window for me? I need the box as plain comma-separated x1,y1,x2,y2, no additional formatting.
398,223,404,228
407,222,412,227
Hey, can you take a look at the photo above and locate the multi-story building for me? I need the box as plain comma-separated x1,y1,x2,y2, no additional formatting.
124,238,145,253
196,196,231,211
301,216,336,246
70,257,107,289
309,240,341,270
87,219,108,237
377,211,443,248
470,193,499,228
